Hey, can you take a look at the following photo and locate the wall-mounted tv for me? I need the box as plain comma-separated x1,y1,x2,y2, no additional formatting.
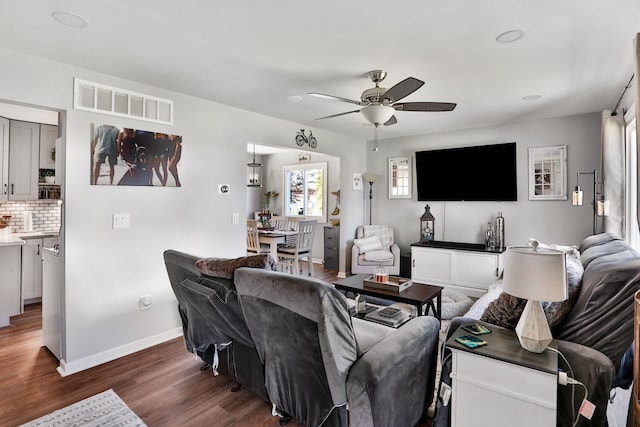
415,142,517,201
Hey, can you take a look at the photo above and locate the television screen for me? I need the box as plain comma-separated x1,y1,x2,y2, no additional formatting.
415,142,517,201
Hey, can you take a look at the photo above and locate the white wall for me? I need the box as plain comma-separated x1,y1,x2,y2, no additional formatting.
0,47,366,373
367,113,602,251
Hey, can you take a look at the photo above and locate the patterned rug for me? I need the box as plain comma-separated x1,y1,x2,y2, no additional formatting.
20,389,146,427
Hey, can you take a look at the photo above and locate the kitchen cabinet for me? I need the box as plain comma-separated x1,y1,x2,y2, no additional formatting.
39,124,57,169
0,117,8,201
42,247,62,360
0,245,22,327
411,242,504,297
8,120,39,200
21,236,59,309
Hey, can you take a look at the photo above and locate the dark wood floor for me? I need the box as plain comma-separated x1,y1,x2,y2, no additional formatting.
0,264,433,427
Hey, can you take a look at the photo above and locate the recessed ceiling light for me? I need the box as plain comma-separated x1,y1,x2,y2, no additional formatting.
496,30,524,43
285,95,303,103
52,11,89,28
522,94,541,101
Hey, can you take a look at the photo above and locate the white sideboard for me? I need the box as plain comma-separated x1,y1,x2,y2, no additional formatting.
411,242,504,297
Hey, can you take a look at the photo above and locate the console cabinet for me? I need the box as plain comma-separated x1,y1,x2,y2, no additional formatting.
411,242,504,297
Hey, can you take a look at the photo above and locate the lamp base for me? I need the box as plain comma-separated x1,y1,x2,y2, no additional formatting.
515,299,552,353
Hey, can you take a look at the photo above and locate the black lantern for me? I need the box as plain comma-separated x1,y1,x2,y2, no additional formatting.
420,205,435,243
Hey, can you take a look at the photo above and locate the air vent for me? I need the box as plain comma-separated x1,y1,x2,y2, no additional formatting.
73,78,173,125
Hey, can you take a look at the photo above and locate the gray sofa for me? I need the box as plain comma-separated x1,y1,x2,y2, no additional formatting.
164,249,441,426
433,233,640,427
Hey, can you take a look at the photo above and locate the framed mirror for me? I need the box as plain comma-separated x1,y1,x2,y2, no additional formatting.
388,156,412,199
528,145,567,200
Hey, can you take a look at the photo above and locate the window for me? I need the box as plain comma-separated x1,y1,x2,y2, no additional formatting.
624,106,640,250
284,162,327,221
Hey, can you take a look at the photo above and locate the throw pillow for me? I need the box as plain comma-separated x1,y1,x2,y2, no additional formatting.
195,254,277,280
354,236,383,254
364,249,394,262
479,292,526,329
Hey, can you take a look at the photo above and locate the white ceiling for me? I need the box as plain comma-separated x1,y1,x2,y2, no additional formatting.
1,1,638,141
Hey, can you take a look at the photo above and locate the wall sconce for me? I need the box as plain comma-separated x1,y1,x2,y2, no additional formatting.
571,169,609,234
247,144,263,187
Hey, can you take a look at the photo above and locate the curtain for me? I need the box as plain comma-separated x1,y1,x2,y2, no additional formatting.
635,34,640,227
602,111,624,236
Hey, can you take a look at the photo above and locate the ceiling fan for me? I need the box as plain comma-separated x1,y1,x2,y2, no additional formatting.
309,70,456,127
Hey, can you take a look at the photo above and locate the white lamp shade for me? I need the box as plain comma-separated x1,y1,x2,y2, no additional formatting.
502,247,568,302
362,173,380,184
361,105,395,125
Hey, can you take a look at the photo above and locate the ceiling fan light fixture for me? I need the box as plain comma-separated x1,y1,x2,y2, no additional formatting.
361,105,395,126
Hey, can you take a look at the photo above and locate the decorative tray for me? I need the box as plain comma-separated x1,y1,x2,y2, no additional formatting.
363,276,413,292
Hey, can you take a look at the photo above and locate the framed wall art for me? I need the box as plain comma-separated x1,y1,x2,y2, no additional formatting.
528,145,567,200
90,123,182,187
388,156,412,199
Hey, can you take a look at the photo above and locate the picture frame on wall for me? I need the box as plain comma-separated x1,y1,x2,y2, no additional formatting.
388,156,412,199
528,145,567,200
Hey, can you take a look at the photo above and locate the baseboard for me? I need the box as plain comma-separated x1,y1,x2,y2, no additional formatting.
56,326,183,377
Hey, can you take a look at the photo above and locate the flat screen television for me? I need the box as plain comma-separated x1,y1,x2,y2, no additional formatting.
415,142,517,201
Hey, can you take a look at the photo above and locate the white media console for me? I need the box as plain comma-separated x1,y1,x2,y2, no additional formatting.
411,241,505,298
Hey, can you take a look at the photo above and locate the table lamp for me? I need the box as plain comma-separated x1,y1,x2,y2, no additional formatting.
502,244,567,353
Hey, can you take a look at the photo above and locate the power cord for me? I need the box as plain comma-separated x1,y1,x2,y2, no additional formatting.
546,347,590,427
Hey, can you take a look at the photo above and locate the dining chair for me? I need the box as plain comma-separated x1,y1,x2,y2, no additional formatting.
246,219,269,255
276,219,317,276
269,215,287,230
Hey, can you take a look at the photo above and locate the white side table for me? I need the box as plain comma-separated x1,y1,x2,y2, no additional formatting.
446,322,558,427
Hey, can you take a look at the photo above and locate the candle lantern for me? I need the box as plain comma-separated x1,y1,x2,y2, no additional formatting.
420,204,435,243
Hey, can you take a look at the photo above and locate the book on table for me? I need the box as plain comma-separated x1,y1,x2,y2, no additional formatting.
363,276,413,292
365,306,411,328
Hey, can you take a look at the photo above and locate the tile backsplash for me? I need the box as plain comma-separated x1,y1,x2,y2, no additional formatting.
0,200,61,233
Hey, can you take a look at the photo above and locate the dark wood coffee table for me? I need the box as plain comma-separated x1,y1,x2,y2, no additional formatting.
333,274,443,320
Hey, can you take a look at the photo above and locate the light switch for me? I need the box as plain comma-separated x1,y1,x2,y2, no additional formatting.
113,213,130,229
232,213,239,225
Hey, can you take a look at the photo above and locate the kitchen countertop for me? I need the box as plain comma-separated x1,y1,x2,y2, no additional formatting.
0,231,59,246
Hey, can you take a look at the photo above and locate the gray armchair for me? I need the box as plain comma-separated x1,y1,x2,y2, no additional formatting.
351,225,400,276
235,267,440,427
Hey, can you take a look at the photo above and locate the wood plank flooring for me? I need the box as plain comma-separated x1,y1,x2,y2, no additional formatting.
0,264,433,427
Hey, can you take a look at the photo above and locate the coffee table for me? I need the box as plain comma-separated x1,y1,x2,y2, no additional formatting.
333,274,443,320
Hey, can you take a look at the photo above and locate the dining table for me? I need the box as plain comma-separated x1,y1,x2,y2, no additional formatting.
258,229,298,263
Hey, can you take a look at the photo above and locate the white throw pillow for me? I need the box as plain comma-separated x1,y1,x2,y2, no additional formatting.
364,249,394,262
354,236,383,254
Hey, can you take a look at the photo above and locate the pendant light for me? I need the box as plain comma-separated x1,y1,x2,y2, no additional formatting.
247,144,263,187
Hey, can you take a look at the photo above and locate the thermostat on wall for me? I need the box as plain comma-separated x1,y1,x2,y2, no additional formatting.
218,184,230,194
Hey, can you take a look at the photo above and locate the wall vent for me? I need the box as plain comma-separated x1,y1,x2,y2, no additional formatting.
73,78,173,125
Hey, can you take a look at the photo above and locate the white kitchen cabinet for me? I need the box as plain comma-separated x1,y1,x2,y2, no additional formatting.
0,245,22,327
8,120,39,200
21,236,59,309
411,242,504,297
21,238,43,304
39,124,57,169
0,117,8,201
42,247,62,360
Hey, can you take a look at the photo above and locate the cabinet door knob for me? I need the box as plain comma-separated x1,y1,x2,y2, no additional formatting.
3,183,6,195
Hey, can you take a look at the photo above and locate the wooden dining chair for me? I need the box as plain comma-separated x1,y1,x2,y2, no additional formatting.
246,219,269,255
276,219,317,276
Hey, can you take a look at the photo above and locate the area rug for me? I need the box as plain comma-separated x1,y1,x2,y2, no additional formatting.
20,389,146,427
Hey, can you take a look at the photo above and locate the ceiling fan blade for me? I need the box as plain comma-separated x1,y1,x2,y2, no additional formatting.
393,102,457,112
308,93,363,105
381,77,425,103
315,109,361,120
383,115,397,126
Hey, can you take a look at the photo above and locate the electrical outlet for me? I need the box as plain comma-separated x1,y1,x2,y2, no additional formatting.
113,213,130,229
232,213,239,225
